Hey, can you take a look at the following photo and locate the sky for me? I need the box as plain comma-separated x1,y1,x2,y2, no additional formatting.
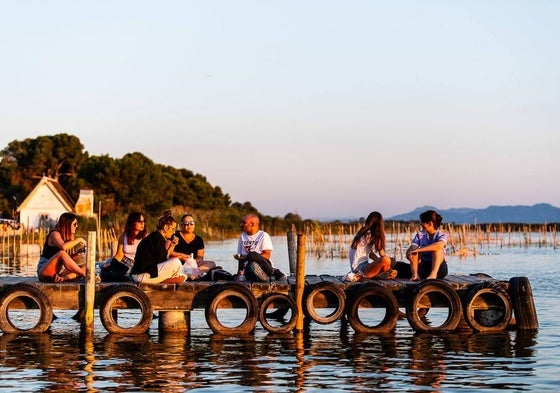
1,1,558,220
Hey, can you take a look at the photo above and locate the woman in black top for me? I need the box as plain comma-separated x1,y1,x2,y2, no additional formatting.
170,213,216,273
37,212,87,282
129,210,185,284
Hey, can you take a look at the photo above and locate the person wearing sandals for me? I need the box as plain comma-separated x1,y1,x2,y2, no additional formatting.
130,210,186,284
348,211,396,280
37,212,87,283
404,209,448,280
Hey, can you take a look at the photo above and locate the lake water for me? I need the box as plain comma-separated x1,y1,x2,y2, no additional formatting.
1,235,559,392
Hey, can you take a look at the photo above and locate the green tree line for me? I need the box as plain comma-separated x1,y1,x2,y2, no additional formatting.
0,133,309,239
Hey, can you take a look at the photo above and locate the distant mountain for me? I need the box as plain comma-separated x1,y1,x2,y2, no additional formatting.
388,203,560,224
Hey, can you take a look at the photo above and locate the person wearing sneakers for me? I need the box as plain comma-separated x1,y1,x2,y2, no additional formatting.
348,211,397,280
130,210,186,284
234,214,285,282
404,209,448,280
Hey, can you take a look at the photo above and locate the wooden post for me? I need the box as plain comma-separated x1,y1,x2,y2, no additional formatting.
84,231,97,334
287,231,297,275
294,233,306,332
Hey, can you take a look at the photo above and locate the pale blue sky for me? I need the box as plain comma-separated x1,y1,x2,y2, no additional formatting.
1,1,558,219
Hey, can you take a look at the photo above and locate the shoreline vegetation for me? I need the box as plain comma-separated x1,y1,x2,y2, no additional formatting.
1,220,557,262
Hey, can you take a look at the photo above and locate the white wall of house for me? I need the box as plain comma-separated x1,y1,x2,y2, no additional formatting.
19,185,70,230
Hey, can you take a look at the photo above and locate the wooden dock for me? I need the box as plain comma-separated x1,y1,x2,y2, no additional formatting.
0,273,538,335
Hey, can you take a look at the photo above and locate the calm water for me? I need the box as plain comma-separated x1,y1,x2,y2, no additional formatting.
1,236,559,392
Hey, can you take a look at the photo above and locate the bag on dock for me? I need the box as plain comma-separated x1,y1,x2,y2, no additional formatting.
100,257,132,282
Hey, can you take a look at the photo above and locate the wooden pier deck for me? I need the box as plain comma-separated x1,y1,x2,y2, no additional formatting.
0,273,538,335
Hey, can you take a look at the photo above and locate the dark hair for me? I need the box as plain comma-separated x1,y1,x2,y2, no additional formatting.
55,212,79,242
419,210,443,229
157,210,176,230
351,211,386,252
124,212,148,244
180,213,193,222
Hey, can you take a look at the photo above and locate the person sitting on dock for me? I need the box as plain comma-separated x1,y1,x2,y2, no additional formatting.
100,211,148,282
130,210,186,284
234,214,285,281
37,212,87,283
348,211,397,281
169,213,216,277
403,209,449,281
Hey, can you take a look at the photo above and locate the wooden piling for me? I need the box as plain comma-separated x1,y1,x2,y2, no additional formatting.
287,231,297,275
84,231,97,334
295,233,306,332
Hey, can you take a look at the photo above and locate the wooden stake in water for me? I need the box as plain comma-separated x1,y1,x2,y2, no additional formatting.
295,233,306,332
84,231,97,334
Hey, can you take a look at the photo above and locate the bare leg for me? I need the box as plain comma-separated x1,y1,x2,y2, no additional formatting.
362,256,392,279
407,252,420,281
38,251,86,282
426,250,445,279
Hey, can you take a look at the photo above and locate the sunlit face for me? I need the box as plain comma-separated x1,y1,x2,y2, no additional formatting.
181,216,195,233
71,220,78,233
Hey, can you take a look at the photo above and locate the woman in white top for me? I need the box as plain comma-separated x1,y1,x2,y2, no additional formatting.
100,211,148,281
349,211,395,279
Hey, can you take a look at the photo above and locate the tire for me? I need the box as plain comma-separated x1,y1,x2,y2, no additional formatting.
406,280,462,332
99,284,153,334
463,282,512,332
346,282,399,334
0,283,53,334
205,283,258,334
303,281,346,324
258,293,297,333
508,277,538,331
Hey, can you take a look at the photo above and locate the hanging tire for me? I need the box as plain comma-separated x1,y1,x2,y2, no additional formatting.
99,284,153,334
205,283,258,334
0,283,53,334
508,277,538,331
258,293,297,333
463,282,512,332
346,282,399,334
303,281,346,325
406,280,462,332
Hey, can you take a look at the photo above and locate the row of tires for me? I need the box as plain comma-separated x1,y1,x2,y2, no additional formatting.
0,277,537,335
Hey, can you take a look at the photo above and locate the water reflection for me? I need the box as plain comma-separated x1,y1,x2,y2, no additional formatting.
0,326,542,392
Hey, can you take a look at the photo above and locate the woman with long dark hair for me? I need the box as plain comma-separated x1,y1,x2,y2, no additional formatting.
349,211,395,279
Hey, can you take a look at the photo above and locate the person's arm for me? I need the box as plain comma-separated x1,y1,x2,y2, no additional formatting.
113,233,126,261
50,231,85,251
260,249,271,260
408,240,445,255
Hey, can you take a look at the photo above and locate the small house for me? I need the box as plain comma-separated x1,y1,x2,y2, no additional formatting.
17,176,94,230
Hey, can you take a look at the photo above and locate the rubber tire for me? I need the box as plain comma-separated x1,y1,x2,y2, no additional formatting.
303,281,346,325
205,283,258,334
406,280,462,332
346,282,399,334
0,283,53,334
258,293,297,333
99,284,153,334
508,277,538,331
463,283,512,332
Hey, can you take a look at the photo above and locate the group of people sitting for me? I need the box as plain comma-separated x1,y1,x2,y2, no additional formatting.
37,208,448,284
37,211,284,284
347,209,448,282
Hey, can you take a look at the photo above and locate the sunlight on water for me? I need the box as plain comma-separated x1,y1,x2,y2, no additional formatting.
0,235,559,391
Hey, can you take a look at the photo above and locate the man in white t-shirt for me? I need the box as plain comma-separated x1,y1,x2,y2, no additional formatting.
234,214,285,281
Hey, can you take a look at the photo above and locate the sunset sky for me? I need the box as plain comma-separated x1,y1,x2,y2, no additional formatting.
1,1,558,220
